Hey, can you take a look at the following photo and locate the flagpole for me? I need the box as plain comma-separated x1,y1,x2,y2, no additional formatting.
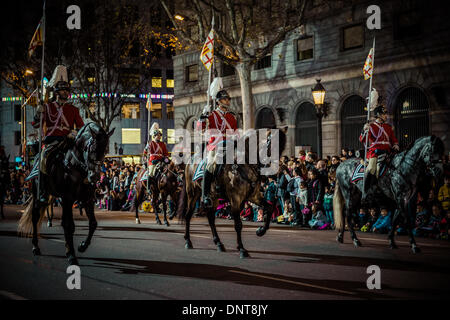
206,16,215,111
363,37,375,186
147,93,151,191
37,0,46,203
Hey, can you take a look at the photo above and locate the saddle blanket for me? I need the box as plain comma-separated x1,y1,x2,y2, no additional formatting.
25,155,40,182
193,159,206,182
350,161,387,183
140,170,148,182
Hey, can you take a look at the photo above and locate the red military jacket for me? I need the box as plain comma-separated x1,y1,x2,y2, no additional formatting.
200,109,238,151
144,140,169,163
32,101,84,137
359,120,398,158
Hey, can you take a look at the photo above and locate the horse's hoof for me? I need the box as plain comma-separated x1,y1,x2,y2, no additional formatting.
256,227,266,237
412,246,421,254
47,221,52,227
78,241,88,253
240,249,250,259
185,241,193,249
156,220,162,225
136,218,141,224
389,242,398,249
217,243,226,252
164,220,170,227
68,256,79,266
32,247,41,256
337,235,344,244
353,239,361,247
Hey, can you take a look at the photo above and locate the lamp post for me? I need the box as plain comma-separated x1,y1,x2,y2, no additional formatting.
311,79,326,158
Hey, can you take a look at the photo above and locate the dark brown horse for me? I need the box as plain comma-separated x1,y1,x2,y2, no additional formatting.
178,128,287,258
18,122,114,265
134,161,181,225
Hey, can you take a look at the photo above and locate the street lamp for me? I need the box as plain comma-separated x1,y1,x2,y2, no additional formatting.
174,14,185,21
311,79,326,158
25,69,34,75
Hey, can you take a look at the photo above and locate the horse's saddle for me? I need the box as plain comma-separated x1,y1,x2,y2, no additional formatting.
25,140,68,181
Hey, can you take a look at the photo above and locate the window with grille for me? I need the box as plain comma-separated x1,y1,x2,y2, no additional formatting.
297,36,313,61
342,24,364,50
255,55,271,70
186,65,198,82
122,103,140,119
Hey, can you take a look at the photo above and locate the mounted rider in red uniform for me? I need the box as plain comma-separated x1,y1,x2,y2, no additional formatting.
199,89,238,208
32,79,85,203
143,123,169,181
359,105,399,202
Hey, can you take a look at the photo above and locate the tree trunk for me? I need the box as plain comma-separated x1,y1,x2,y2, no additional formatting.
235,62,255,131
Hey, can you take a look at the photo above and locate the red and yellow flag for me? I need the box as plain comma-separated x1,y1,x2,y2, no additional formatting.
28,19,43,58
200,29,214,71
363,48,374,80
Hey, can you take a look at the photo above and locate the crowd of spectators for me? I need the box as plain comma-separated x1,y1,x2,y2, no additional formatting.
235,149,450,241
2,147,450,241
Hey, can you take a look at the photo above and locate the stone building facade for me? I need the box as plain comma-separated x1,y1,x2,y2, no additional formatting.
172,0,450,157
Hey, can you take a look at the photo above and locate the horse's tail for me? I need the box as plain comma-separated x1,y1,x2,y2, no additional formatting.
17,196,46,236
333,180,345,231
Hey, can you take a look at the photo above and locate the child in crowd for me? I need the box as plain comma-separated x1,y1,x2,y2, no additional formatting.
264,176,279,222
240,202,253,221
297,181,308,226
412,201,429,235
372,206,392,234
308,203,328,229
279,201,293,224
323,185,334,227
358,208,367,229
414,202,447,239
361,207,378,232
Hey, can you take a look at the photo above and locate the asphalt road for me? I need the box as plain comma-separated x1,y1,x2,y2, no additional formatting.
1,204,450,300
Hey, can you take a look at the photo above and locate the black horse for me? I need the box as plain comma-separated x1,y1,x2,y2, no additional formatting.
18,122,114,265
0,154,10,219
178,128,287,258
333,135,445,253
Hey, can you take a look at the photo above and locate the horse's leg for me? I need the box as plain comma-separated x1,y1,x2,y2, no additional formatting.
233,208,249,258
184,196,197,249
153,191,162,225
347,206,361,247
206,207,225,252
388,209,401,249
161,194,170,226
134,189,142,224
403,203,420,253
31,203,42,256
256,202,272,237
61,199,78,265
168,197,176,220
78,200,97,253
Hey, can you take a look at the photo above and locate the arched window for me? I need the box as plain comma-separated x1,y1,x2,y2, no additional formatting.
256,107,276,129
395,87,429,148
341,95,366,151
295,102,317,153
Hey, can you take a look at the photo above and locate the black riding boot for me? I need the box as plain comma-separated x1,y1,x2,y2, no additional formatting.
38,174,48,205
202,170,214,208
361,173,377,204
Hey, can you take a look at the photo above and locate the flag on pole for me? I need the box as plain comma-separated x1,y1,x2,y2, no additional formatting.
28,19,43,58
146,94,152,110
200,29,214,71
363,48,374,80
